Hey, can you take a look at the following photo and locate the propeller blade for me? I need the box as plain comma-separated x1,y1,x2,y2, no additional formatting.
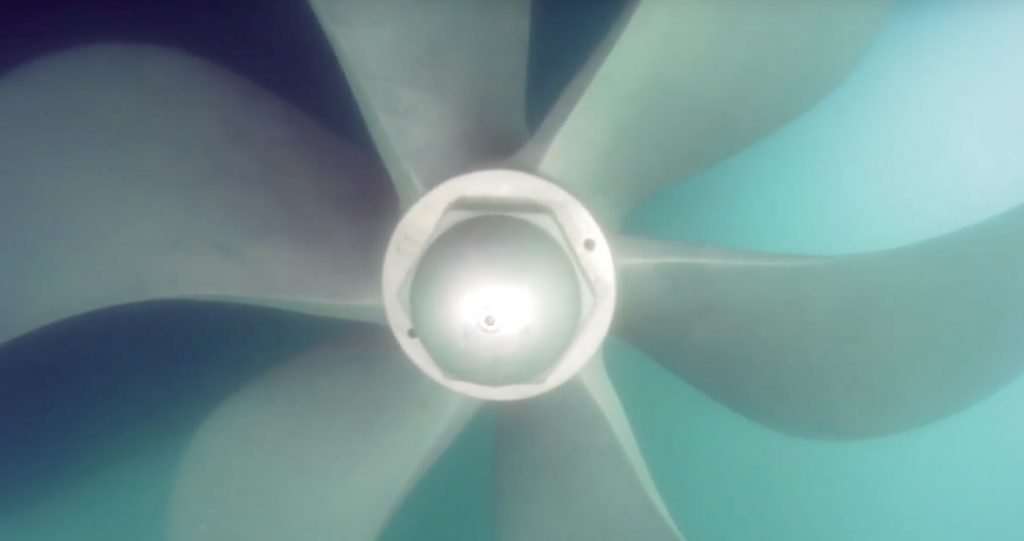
519,0,893,226
308,0,531,207
0,45,395,346
169,327,477,541
614,209,1024,439
495,358,684,541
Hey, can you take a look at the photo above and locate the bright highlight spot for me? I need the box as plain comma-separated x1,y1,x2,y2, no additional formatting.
407,214,583,387
457,284,536,335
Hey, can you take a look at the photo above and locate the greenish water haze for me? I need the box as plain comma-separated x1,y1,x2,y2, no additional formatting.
624,0,1024,539
6,0,1024,539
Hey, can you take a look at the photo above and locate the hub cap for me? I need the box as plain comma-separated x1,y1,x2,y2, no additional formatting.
382,169,616,401
410,214,582,386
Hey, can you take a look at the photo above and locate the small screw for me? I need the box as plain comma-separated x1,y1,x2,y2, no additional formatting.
583,238,596,252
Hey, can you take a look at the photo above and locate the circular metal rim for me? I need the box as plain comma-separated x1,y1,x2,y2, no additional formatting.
381,169,616,401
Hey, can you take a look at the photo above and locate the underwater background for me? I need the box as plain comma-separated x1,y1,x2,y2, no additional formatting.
2,0,1023,539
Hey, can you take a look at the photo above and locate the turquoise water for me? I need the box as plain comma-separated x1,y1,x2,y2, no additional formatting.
622,1,1024,539
5,0,1024,539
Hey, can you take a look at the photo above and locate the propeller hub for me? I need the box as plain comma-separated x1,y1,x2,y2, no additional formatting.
409,215,582,387
382,170,616,401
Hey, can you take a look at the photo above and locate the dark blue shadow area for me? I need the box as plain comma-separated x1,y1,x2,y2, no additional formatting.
2,0,628,141
1,0,370,146
0,302,346,513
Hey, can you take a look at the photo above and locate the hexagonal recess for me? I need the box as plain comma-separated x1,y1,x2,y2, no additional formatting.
382,169,616,401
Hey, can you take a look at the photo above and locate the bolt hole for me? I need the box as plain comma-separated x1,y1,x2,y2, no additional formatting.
583,238,597,252
407,328,417,339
